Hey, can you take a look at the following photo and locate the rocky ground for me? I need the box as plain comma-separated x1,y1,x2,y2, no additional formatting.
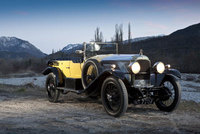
0,73,200,134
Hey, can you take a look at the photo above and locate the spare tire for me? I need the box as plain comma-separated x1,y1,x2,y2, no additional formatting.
81,59,101,89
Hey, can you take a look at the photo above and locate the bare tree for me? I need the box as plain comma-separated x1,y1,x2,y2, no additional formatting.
128,22,132,45
119,24,123,44
52,49,55,54
95,27,103,42
115,24,119,43
111,37,115,43
114,24,123,45
100,32,103,42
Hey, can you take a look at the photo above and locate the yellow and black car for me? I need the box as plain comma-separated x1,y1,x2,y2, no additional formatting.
42,42,181,117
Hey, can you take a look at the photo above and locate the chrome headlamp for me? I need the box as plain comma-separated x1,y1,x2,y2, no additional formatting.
153,62,165,74
130,62,141,74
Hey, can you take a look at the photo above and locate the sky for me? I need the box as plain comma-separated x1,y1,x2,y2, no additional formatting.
0,0,200,54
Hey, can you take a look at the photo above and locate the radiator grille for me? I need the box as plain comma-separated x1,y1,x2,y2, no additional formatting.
135,60,151,80
137,60,151,73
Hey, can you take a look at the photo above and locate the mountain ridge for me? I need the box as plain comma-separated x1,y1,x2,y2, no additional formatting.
0,36,46,59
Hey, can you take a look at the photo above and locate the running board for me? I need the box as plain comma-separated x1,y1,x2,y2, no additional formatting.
57,87,84,94
57,71,109,95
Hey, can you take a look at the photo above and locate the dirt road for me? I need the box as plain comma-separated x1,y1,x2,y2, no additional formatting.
0,84,200,134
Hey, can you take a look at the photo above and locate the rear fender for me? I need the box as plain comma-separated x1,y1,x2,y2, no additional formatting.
42,67,63,86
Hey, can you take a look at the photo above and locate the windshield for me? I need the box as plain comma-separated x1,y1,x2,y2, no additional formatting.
85,43,118,58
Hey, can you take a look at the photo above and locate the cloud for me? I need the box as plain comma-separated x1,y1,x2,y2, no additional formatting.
145,21,168,30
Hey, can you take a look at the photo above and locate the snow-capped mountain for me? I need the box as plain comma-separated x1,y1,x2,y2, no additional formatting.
0,36,46,59
62,44,83,54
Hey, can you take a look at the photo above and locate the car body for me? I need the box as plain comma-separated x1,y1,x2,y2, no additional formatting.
43,42,181,117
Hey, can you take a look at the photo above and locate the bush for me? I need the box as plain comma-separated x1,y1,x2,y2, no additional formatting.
0,58,46,75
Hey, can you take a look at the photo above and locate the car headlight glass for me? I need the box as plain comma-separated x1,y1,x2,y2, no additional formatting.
156,62,165,74
131,62,140,74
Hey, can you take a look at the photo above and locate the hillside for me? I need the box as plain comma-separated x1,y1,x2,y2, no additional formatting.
0,36,46,59
122,23,200,73
45,51,69,60
123,35,165,44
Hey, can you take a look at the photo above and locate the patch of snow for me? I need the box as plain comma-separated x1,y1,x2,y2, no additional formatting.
182,92,200,103
0,36,17,47
62,44,81,51
0,76,46,88
21,43,29,49
180,80,200,92
64,45,73,51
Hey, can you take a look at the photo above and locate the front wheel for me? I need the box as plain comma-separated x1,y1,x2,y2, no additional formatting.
101,76,128,117
46,73,60,102
155,75,181,112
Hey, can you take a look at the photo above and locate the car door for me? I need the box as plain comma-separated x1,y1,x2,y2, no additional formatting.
69,61,83,78
60,61,71,77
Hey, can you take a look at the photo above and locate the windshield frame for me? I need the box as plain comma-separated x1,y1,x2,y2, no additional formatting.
83,42,118,60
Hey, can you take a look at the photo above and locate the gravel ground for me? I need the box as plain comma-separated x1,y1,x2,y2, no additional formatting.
0,73,200,133
0,84,200,134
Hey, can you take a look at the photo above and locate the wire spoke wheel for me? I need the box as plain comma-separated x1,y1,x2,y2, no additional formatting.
155,75,181,112
47,79,56,99
101,76,128,117
161,81,175,107
105,83,121,111
45,73,60,102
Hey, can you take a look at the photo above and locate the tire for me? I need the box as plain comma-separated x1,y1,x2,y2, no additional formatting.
81,59,100,89
101,76,128,117
46,73,60,102
155,75,181,112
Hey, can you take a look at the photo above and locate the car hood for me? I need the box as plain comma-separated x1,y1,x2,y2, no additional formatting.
90,54,149,62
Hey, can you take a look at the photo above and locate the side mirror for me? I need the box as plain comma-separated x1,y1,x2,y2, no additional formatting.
75,50,84,54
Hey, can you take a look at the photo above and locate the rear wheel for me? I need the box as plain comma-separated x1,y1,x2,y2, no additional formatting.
155,75,181,112
46,73,60,102
101,76,128,117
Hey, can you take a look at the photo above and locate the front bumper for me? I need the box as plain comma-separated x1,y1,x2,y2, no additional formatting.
131,79,162,90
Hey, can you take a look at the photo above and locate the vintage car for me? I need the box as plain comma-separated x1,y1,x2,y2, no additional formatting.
42,42,181,117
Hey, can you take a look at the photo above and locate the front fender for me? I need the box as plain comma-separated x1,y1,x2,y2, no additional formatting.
42,67,63,86
151,69,181,86
100,70,130,84
165,69,181,79
84,69,130,96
